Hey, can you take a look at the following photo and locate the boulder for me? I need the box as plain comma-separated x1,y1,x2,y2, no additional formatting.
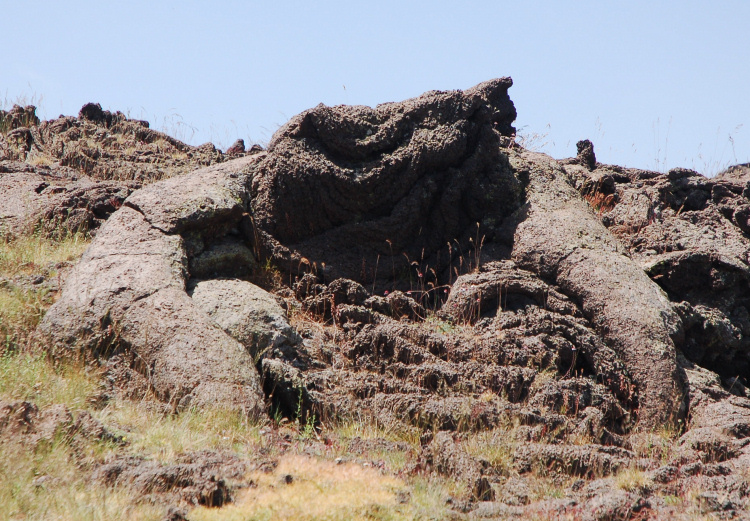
248,80,685,430
189,278,297,360
509,150,686,428
39,156,266,416
250,78,523,288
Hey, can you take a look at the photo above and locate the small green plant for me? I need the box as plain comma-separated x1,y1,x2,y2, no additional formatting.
295,386,317,440
584,190,617,215
424,315,456,335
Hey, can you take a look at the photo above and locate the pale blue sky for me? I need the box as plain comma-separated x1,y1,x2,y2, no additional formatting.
2,1,748,174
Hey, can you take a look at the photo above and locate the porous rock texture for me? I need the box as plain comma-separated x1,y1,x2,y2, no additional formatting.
508,149,686,428
0,160,137,238
250,78,522,286
0,102,225,182
35,80,750,517
40,156,270,416
92,451,247,507
0,102,259,239
250,78,683,430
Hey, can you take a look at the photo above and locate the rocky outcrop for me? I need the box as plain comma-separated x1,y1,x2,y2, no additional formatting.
39,156,270,416
93,451,246,507
250,78,522,289
0,400,120,447
0,160,137,238
38,80,750,440
0,103,233,183
0,102,259,239
27,79,750,518
569,160,750,386
246,80,685,430
509,150,686,428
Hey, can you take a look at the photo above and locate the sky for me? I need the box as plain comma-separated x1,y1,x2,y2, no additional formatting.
1,0,748,175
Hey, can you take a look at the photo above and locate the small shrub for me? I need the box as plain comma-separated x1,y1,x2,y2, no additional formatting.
584,191,616,215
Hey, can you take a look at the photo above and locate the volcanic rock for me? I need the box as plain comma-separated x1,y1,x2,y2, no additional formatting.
0,103,224,182
0,160,137,238
38,79,750,441
39,156,268,416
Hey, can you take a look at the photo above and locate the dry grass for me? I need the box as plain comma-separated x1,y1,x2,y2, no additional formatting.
0,351,101,409
0,433,164,521
190,454,405,521
0,232,89,278
463,427,517,477
329,417,421,472
615,466,653,492
331,416,421,449
26,153,55,167
0,232,89,351
95,402,266,462
190,455,463,521
0,287,49,351
628,427,680,464
0,347,162,521
583,191,617,215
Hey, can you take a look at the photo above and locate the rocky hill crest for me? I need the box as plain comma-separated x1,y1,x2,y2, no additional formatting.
3,80,750,519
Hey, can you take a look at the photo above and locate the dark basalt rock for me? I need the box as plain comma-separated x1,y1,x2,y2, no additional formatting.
250,78,524,290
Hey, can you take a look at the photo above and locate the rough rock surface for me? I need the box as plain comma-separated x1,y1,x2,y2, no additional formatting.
32,80,750,517
0,103,257,238
0,160,137,238
250,78,522,288
39,156,269,416
92,451,246,507
0,103,226,182
247,80,684,430
509,150,685,428
0,400,120,446
189,278,298,359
